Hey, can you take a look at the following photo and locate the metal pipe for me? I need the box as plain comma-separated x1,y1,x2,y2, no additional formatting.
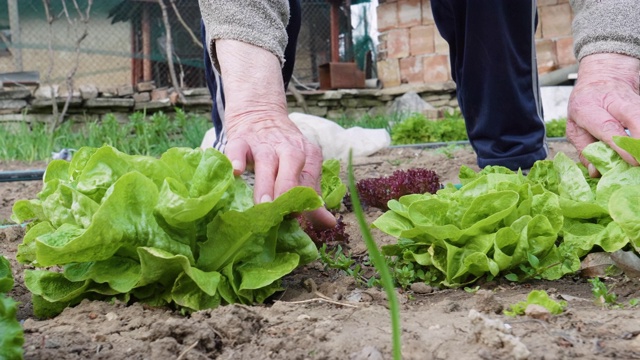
328,0,341,63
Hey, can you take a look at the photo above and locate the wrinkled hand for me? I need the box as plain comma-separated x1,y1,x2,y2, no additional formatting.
215,39,336,229
567,53,640,177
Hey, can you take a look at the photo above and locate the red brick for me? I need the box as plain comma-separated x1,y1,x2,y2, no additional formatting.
556,36,576,66
410,25,435,55
434,29,449,55
377,2,398,32
377,58,401,87
423,55,450,82
387,29,410,59
539,3,572,38
398,0,422,28
421,0,434,25
536,39,558,74
400,56,424,84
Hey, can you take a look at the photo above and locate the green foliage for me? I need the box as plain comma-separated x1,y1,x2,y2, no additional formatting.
391,113,468,145
589,277,618,306
374,137,640,288
332,113,394,134
319,244,370,286
348,152,402,360
12,145,321,318
337,113,566,146
1,256,24,360
321,159,347,210
546,118,567,138
504,290,567,317
0,109,210,161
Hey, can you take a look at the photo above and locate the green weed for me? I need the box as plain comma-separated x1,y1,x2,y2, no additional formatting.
589,277,618,307
318,244,371,286
348,152,402,360
546,118,567,138
0,110,210,162
391,113,468,145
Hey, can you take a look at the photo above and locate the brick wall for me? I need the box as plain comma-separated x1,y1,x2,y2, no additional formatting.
376,0,576,88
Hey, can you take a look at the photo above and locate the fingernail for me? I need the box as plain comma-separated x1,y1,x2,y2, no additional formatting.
232,160,242,171
260,194,272,203
588,163,597,176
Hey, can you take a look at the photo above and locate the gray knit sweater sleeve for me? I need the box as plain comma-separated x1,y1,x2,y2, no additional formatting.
571,0,640,61
199,0,290,67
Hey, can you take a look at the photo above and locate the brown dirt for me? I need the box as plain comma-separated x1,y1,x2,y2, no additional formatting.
1,142,640,360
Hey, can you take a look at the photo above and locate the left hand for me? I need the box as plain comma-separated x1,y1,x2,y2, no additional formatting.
567,53,640,176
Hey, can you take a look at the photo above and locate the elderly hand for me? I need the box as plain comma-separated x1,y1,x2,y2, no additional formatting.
567,53,640,177
216,39,337,229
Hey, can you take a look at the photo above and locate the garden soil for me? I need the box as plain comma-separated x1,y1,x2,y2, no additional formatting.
1,141,639,360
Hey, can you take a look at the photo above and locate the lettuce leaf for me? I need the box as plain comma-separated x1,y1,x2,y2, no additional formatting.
376,139,640,287
14,145,322,317
1,256,24,359
321,159,347,210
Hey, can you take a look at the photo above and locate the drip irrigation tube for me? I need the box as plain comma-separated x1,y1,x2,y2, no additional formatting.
0,170,45,183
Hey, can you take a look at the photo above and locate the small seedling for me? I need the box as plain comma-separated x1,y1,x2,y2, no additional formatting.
589,277,617,307
464,286,480,294
504,290,567,317
319,244,370,286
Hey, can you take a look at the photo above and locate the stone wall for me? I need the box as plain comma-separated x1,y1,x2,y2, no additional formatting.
0,82,459,125
376,0,576,87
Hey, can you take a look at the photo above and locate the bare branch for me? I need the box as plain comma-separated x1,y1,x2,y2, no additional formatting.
42,0,59,123
169,0,202,49
157,0,186,102
47,0,93,135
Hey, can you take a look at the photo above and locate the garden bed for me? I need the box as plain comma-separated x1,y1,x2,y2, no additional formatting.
1,141,639,359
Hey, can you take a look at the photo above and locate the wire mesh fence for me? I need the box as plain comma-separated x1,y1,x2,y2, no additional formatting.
0,0,361,91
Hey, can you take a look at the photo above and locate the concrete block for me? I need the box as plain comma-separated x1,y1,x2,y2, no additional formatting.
400,56,424,84
410,25,435,55
117,84,134,97
434,29,449,55
79,84,98,100
133,92,151,102
556,36,576,66
540,3,572,38
377,2,398,32
398,0,422,28
377,58,401,88
422,55,450,82
421,0,434,25
387,29,410,59
136,81,156,92
536,39,558,73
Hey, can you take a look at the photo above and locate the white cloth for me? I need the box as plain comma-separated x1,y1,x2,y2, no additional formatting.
200,112,391,161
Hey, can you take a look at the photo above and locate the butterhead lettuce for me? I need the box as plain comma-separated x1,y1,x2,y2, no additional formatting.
375,138,640,287
12,146,322,318
1,255,24,359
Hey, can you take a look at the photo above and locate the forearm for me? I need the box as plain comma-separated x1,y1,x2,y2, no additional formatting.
571,0,640,61
199,0,290,68
216,40,288,128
